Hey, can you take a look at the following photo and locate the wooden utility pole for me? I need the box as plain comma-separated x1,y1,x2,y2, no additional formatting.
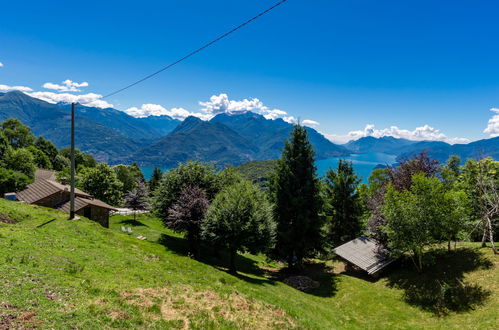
69,102,76,219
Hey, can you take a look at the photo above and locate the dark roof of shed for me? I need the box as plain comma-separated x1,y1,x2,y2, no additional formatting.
332,237,395,275
16,180,91,204
58,197,117,212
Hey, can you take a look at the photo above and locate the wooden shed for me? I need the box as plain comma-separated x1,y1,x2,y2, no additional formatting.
14,170,116,227
332,237,395,275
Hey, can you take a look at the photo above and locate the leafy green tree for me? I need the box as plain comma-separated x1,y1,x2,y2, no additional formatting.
153,161,222,220
0,167,32,194
383,173,467,272
148,167,163,192
439,189,471,251
323,160,363,247
202,180,275,273
460,158,499,248
114,165,138,195
53,154,70,172
441,155,461,189
130,162,145,182
166,185,209,259
0,131,10,159
59,148,97,169
34,137,58,164
80,163,123,206
124,179,150,220
1,148,36,178
1,118,35,149
360,168,391,242
81,153,97,168
270,125,324,268
26,146,52,169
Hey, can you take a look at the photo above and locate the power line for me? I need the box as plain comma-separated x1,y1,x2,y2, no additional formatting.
103,0,288,99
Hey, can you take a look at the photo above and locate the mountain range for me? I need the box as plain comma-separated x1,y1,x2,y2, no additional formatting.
0,91,348,166
344,135,498,163
0,91,497,167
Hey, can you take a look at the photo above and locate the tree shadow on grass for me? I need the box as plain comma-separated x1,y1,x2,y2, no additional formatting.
119,219,149,227
272,261,339,298
383,247,493,315
158,234,274,285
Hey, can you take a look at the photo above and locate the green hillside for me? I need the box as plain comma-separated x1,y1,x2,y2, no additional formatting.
0,199,497,329
235,160,277,188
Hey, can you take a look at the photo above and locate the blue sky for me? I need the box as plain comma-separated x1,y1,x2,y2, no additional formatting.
1,0,498,143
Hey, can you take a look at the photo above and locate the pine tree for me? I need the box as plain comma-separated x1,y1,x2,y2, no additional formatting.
324,159,363,247
270,125,324,268
148,167,163,192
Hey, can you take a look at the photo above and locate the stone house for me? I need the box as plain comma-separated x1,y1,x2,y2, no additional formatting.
14,170,116,227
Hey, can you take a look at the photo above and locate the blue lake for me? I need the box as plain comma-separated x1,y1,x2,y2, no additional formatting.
140,152,397,183
315,152,397,182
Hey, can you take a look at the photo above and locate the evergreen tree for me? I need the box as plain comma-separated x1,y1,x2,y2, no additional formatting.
148,167,163,192
270,125,324,268
324,160,363,247
130,162,145,182
441,155,461,188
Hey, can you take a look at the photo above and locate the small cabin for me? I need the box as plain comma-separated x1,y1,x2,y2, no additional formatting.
333,237,395,276
11,170,116,227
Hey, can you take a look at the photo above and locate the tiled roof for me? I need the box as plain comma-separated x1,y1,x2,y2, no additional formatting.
58,196,117,212
332,237,395,275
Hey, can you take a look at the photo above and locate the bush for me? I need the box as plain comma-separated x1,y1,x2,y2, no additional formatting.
1,148,36,178
0,167,32,194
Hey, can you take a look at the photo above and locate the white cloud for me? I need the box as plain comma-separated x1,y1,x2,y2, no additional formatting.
42,79,89,92
483,107,499,137
124,104,209,121
26,91,113,108
263,109,287,120
0,62,3,68
0,84,33,92
199,93,294,121
325,124,470,145
302,119,320,127
126,93,312,123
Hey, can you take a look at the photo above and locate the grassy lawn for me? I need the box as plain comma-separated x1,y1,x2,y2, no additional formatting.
0,199,497,329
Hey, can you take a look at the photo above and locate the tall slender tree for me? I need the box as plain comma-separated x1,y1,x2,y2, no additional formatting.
324,160,363,247
270,125,324,268
148,167,163,192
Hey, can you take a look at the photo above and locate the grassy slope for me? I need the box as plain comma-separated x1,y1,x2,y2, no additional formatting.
0,199,497,329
